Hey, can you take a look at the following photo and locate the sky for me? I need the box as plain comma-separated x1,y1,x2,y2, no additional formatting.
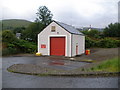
0,0,119,28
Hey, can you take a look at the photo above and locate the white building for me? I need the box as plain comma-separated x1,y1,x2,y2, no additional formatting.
38,21,85,57
16,33,21,39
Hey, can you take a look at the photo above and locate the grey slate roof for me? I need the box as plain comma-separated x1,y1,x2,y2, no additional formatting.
54,21,84,35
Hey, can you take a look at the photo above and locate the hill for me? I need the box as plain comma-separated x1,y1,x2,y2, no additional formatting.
1,19,32,30
76,27,104,31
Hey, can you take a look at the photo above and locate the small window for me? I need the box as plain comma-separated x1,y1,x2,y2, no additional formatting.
51,26,56,32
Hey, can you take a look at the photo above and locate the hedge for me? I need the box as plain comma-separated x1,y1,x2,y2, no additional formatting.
97,38,119,48
2,40,37,56
85,36,120,48
2,47,18,56
12,40,37,53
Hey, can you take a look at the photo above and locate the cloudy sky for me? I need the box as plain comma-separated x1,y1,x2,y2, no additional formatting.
0,0,119,28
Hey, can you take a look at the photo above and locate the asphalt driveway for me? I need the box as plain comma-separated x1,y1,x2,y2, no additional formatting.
2,57,118,88
3,56,89,71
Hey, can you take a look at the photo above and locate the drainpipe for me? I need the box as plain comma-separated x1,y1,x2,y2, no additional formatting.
71,34,73,57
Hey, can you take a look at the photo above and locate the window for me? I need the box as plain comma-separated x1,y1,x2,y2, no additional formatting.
51,26,56,32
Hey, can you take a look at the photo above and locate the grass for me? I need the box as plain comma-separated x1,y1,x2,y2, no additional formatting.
88,57,119,72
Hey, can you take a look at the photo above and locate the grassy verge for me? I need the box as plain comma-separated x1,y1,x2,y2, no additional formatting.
87,57,119,72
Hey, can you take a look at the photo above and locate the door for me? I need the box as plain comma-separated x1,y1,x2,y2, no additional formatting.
76,45,78,55
50,37,65,56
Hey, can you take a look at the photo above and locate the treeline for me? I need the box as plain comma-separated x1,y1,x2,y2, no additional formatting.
81,23,120,48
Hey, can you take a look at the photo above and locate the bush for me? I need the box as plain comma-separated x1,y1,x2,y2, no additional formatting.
115,40,120,47
85,36,96,48
2,30,37,56
103,23,120,37
97,38,119,48
13,40,37,53
85,37,120,48
81,29,102,39
2,30,18,43
2,47,18,56
2,40,37,56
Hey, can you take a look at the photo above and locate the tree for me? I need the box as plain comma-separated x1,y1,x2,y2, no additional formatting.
88,29,101,38
21,22,44,42
103,23,120,37
81,29,101,38
13,27,26,34
35,6,53,27
2,30,18,42
22,6,53,43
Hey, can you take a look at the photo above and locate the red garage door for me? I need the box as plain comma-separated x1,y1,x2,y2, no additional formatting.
50,37,65,56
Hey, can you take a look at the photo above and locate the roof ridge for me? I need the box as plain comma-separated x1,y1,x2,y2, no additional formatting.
54,20,75,28
53,20,84,35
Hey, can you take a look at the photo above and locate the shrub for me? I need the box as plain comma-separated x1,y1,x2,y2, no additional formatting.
2,29,37,56
85,36,120,48
7,43,15,48
81,29,102,39
97,38,119,48
115,40,120,47
2,30,18,43
2,47,18,56
85,36,96,48
13,39,37,53
103,23,120,37
2,48,9,56
2,40,37,56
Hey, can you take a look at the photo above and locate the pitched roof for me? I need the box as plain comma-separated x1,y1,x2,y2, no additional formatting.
54,21,84,35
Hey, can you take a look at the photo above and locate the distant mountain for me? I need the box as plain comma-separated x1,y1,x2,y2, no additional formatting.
0,19,32,30
76,27,104,31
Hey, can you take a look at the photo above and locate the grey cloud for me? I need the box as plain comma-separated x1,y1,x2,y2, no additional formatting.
52,1,118,28
1,0,119,28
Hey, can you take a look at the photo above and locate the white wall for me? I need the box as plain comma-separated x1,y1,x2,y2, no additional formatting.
38,22,71,57
72,34,85,57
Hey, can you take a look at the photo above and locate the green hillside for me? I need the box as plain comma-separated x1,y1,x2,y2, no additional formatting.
1,19,32,30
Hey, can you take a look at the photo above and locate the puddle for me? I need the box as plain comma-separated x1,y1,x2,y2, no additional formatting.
48,57,66,65
49,61,65,65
